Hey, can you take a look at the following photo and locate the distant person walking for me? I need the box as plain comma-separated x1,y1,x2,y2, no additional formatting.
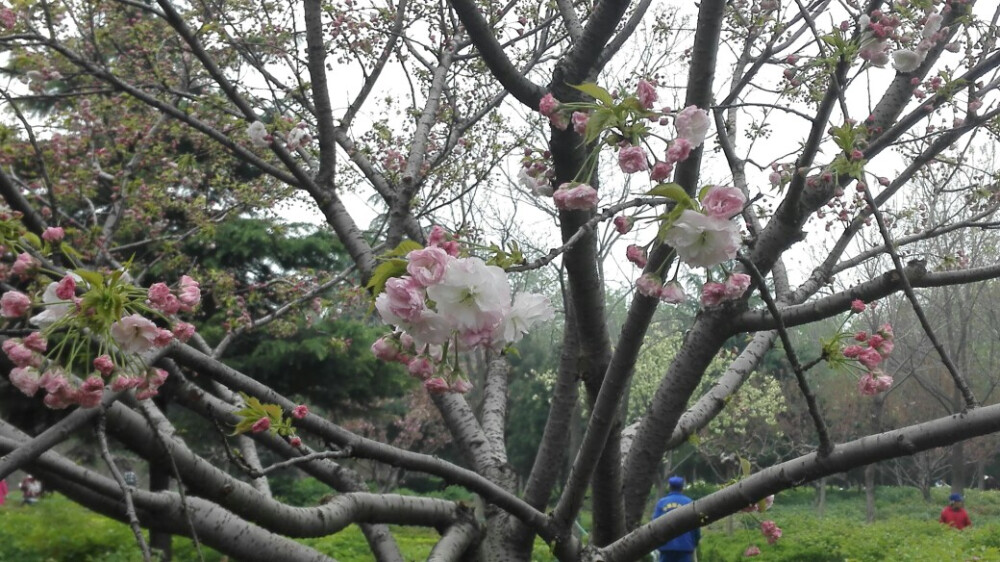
940,492,972,529
0,478,8,505
653,476,701,562
19,474,41,506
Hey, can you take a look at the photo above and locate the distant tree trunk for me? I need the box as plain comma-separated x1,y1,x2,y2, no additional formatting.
150,397,172,561
864,464,876,523
815,476,827,518
149,462,172,560
974,456,987,490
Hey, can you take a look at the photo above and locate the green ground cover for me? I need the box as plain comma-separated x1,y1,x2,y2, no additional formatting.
1,485,998,561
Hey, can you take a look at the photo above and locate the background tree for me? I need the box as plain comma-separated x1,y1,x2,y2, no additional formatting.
4,0,1000,561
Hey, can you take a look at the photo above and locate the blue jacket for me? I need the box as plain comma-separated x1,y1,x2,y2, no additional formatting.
653,492,701,552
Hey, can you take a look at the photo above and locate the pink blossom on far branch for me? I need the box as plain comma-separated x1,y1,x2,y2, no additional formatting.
41,226,65,242
613,215,634,234
636,79,658,110
291,404,309,419
626,245,647,268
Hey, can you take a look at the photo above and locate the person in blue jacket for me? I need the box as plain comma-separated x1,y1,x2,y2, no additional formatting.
653,476,701,562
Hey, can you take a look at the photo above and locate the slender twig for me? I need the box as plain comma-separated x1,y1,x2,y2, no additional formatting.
506,196,667,272
96,410,151,562
738,255,833,456
858,184,978,409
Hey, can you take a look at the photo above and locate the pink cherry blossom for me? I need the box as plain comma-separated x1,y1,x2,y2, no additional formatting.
854,331,868,342
858,373,880,396
55,275,76,300
147,283,172,310
408,356,435,379
618,145,648,173
626,245,647,268
867,334,884,350
94,355,116,376
372,336,402,362
724,273,752,299
375,277,426,324
650,160,673,181
666,138,693,164
23,332,47,352
760,520,782,544
842,344,864,358
553,183,599,211
636,274,662,298
153,328,174,347
406,246,451,286
700,282,728,307
40,370,69,394
675,105,711,146
613,216,634,234
701,186,746,220
110,313,159,353
251,417,271,433
452,378,473,394
538,93,560,117
42,226,65,242
291,404,309,419
659,282,686,304
9,367,41,397
662,210,741,268
178,275,201,309
851,299,866,313
172,321,196,342
289,436,303,447
572,111,590,135
1,291,31,317
3,340,38,367
637,79,658,110
12,252,35,276
424,377,450,393
744,545,761,557
858,348,883,370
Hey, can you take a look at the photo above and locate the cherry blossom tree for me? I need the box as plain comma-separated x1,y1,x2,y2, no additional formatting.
3,0,1000,560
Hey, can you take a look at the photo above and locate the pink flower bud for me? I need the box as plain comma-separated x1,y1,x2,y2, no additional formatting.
55,276,76,300
251,416,271,433
94,355,115,376
613,216,634,234
291,404,309,419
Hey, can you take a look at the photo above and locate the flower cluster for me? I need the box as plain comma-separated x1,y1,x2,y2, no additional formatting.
372,231,554,393
842,321,895,396
661,186,745,269
760,520,782,545
1,271,201,409
858,9,944,73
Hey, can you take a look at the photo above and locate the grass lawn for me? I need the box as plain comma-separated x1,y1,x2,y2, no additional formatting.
2,485,999,560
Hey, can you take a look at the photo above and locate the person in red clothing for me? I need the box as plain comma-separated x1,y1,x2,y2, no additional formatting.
940,493,972,529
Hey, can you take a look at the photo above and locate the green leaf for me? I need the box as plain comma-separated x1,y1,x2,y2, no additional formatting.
365,258,409,296
583,109,615,144
22,232,41,249
74,269,105,288
60,242,82,260
647,183,692,205
569,82,613,106
383,239,423,259
740,457,752,478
